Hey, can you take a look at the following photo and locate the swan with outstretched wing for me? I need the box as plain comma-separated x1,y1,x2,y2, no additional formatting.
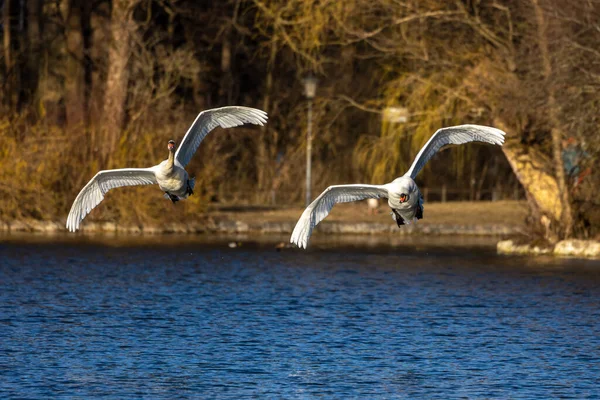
66,106,268,232
290,125,506,248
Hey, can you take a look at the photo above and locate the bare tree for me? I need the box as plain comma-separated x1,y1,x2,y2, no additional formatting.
25,0,43,104
102,0,140,164
530,0,574,237
3,0,14,110
62,0,87,130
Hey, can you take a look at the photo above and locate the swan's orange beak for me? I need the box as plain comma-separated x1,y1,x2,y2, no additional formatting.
168,141,175,151
399,193,408,203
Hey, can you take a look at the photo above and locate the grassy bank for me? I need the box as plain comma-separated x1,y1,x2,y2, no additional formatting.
209,200,528,227
0,200,528,236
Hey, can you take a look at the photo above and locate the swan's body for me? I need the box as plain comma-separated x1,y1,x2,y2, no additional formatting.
66,106,268,232
154,149,192,199
290,124,506,248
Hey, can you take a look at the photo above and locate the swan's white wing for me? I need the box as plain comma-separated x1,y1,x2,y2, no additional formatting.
404,124,506,179
290,184,390,249
175,106,268,167
66,168,157,232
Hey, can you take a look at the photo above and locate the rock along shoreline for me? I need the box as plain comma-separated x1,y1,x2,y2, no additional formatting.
497,239,600,259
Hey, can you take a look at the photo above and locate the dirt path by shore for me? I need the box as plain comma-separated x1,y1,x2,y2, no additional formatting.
1,200,528,236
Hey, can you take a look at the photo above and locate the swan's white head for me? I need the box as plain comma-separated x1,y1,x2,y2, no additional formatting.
391,176,417,203
168,140,175,151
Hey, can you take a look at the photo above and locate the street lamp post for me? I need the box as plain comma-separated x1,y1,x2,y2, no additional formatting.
303,75,318,206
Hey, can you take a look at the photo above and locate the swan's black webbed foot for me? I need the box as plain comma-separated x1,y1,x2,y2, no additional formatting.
166,192,179,204
416,204,423,220
186,181,194,196
392,209,405,227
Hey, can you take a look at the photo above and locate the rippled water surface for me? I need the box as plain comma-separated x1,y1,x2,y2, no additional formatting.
1,235,600,398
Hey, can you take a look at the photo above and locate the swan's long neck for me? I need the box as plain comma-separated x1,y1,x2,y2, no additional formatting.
166,150,175,171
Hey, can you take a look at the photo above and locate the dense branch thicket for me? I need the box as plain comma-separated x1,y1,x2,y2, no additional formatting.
0,0,597,239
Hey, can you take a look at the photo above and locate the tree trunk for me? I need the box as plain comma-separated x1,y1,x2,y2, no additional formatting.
496,120,563,242
3,0,10,70
25,0,42,105
257,38,278,199
3,0,13,110
531,0,574,238
219,26,233,105
88,0,110,156
102,0,138,164
62,0,86,130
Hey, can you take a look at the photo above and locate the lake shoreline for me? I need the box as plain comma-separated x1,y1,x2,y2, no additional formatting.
0,217,521,237
3,218,599,259
1,201,529,237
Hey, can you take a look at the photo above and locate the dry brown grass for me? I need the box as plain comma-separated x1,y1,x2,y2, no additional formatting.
0,114,261,227
0,112,528,230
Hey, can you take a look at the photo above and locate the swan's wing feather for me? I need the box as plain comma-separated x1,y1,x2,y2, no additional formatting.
174,106,268,167
290,184,389,249
404,124,506,179
66,168,157,232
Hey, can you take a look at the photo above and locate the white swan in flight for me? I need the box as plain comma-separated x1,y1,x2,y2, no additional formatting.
290,125,506,248
66,106,268,232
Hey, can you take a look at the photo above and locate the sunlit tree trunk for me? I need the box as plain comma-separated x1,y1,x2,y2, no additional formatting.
496,120,563,242
102,0,139,164
530,0,574,238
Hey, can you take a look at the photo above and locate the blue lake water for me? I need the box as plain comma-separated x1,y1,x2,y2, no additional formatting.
1,234,599,398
